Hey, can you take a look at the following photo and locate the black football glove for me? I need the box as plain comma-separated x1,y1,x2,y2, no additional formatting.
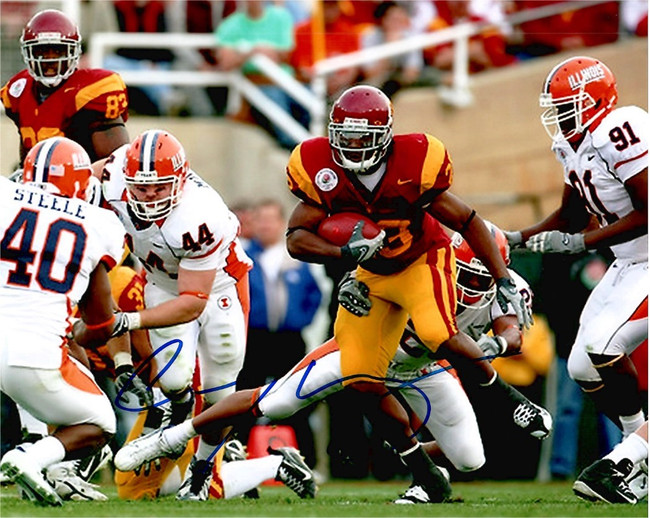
338,271,372,317
115,364,153,408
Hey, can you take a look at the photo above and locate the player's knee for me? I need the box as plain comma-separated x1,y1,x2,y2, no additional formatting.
567,347,599,383
158,373,193,394
155,352,194,393
452,447,485,472
202,382,235,406
445,436,485,472
455,455,485,473
259,396,298,420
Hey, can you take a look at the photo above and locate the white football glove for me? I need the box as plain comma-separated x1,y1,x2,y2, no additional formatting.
338,271,372,317
526,231,586,254
503,230,523,248
476,334,508,360
496,277,533,330
341,221,386,263
110,312,142,338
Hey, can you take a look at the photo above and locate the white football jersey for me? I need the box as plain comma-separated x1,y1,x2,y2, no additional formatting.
551,105,648,261
101,145,252,294
0,176,126,368
386,269,532,379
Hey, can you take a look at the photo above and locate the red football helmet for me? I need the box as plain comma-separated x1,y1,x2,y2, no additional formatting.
23,137,93,200
124,129,189,221
539,56,618,142
20,9,81,88
451,221,510,309
328,85,393,174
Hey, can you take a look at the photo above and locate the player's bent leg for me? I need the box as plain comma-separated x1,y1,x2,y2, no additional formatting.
257,343,344,420
437,333,552,440
349,381,452,503
403,370,485,472
589,353,645,435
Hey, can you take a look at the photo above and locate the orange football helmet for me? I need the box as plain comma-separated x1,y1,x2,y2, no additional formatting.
540,56,618,142
328,85,393,174
451,221,510,310
124,129,189,221
23,137,93,200
20,9,81,88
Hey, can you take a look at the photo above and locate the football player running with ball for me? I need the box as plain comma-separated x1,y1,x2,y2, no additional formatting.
503,56,648,500
113,86,551,505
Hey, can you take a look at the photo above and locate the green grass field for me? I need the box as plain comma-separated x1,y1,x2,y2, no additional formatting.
1,479,647,517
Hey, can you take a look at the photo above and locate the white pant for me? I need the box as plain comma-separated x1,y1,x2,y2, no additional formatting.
145,282,247,405
257,342,484,472
568,259,648,383
0,350,115,434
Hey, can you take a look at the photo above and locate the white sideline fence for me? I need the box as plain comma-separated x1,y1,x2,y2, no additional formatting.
87,0,617,144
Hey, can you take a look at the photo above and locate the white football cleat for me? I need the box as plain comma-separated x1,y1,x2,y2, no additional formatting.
114,428,185,472
0,449,62,506
46,463,108,501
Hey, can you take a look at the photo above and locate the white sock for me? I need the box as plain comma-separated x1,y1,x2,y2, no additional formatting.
221,456,282,499
163,420,197,449
620,411,645,438
195,439,217,462
606,432,649,466
23,436,66,471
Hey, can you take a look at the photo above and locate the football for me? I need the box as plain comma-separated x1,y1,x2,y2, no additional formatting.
317,212,382,246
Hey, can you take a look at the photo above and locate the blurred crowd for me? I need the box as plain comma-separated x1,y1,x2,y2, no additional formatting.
2,0,647,148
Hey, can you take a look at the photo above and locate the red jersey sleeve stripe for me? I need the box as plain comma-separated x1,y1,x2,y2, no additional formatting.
615,149,648,170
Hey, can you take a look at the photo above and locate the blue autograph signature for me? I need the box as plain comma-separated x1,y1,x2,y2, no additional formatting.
114,338,503,462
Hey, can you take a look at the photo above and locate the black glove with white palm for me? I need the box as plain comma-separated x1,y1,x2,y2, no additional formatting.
113,352,153,408
526,231,585,254
338,271,372,317
341,221,386,263
496,277,533,330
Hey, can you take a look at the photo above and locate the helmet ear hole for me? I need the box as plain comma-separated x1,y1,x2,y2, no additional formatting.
539,56,618,141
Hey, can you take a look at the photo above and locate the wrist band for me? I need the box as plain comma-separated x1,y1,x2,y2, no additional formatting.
84,314,116,331
180,291,209,300
113,351,133,368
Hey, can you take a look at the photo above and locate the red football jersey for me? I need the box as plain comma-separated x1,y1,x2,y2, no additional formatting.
1,68,128,161
287,134,453,274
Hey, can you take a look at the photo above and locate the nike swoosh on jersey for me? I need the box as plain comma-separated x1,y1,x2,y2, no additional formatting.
397,179,412,185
